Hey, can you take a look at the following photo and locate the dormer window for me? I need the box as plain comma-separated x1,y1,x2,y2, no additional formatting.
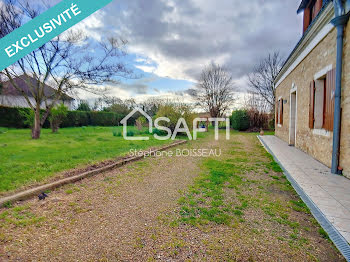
311,1,317,20
301,0,323,33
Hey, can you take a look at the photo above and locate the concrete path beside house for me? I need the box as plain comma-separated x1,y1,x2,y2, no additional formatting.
259,135,350,245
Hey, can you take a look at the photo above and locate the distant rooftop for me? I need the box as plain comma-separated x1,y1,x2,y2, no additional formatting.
1,75,74,101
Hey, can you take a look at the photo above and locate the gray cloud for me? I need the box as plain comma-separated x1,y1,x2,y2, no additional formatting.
95,0,302,85
118,83,148,95
112,76,158,95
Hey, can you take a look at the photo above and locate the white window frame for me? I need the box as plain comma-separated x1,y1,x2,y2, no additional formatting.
289,84,297,145
312,65,333,137
277,96,283,128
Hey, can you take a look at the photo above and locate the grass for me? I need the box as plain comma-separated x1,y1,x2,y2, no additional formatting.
0,126,170,193
0,204,45,229
176,132,334,251
263,130,275,136
0,130,343,261
178,158,247,226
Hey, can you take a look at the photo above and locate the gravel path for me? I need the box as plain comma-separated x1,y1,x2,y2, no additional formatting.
0,136,216,261
0,133,345,261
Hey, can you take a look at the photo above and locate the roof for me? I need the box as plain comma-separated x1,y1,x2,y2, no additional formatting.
0,75,74,101
275,0,332,84
197,112,211,118
298,0,332,13
297,0,312,13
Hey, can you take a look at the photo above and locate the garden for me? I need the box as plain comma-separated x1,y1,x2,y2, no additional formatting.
0,126,169,193
0,100,275,195
0,130,343,261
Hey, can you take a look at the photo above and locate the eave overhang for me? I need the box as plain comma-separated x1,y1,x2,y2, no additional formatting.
297,0,312,13
274,2,334,89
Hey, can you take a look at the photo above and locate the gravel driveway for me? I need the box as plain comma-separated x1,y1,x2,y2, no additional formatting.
0,132,345,261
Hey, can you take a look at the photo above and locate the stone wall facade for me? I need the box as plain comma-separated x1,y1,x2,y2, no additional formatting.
275,24,350,178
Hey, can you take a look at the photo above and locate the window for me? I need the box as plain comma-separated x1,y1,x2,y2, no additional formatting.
303,0,323,33
309,68,335,131
310,1,317,21
276,98,284,126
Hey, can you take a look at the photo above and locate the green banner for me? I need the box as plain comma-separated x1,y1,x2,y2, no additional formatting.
0,0,113,71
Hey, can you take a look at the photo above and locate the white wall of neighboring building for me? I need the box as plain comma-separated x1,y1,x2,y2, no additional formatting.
0,95,74,110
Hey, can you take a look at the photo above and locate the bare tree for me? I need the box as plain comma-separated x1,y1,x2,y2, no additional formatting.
243,91,271,113
139,97,164,116
0,0,133,139
0,74,3,105
248,52,284,112
124,98,137,109
194,63,236,117
104,96,124,108
91,96,124,111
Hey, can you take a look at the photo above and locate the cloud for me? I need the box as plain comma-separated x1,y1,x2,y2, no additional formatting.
134,65,156,73
2,0,304,103
71,10,106,41
96,0,302,83
107,76,159,97
74,0,303,93
133,91,196,105
116,82,148,95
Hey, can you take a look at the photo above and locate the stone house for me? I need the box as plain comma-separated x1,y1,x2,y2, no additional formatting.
274,0,350,178
0,75,74,110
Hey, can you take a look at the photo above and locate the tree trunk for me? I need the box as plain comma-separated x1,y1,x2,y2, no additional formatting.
51,124,59,133
32,109,41,139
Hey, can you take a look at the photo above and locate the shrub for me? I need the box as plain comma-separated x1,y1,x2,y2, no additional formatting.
246,109,269,130
155,103,196,132
153,128,166,136
126,130,134,137
19,108,35,130
269,116,275,130
112,128,122,137
49,104,68,132
61,111,89,127
0,127,8,134
231,110,250,131
135,116,148,131
89,111,117,126
136,116,147,126
0,106,120,128
106,103,136,126
76,101,91,111
0,106,38,128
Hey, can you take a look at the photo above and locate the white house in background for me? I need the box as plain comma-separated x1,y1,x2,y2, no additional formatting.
0,75,74,110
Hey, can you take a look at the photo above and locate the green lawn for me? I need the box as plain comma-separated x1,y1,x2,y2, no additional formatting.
0,126,170,193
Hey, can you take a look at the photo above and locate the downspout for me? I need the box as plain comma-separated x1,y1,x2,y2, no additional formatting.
330,0,350,174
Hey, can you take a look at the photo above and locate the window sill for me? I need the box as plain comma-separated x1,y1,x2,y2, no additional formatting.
312,128,331,137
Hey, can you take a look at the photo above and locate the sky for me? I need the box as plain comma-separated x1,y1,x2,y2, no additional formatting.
78,0,304,104
9,0,305,105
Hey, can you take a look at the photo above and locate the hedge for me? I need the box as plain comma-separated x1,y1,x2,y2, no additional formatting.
0,106,50,128
231,110,250,131
89,111,117,126
0,106,124,128
0,106,29,128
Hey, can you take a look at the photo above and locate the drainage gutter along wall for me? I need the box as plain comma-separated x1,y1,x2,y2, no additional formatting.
330,2,350,174
274,18,350,178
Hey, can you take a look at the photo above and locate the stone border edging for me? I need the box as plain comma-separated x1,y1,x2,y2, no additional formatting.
257,135,350,261
0,140,187,208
